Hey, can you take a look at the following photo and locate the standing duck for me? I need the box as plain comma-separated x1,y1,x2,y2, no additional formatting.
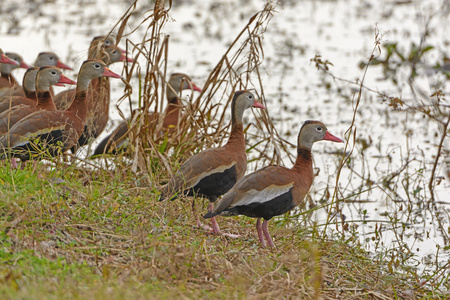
0,66,76,135
0,60,121,161
159,90,266,234
204,120,343,248
0,52,30,94
93,73,202,156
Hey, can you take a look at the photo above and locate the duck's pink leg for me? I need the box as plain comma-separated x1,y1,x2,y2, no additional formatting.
256,218,267,247
10,158,18,169
208,203,240,238
192,199,213,231
262,220,275,248
209,203,221,234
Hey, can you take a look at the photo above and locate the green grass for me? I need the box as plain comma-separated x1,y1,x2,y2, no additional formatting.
0,161,445,299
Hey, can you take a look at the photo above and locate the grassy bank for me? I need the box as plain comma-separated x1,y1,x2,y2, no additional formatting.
0,162,440,299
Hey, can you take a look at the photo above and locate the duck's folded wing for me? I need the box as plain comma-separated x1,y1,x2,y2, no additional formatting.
161,147,237,199
1,111,66,148
210,165,295,215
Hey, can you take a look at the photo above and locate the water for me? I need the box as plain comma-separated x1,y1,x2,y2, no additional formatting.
1,0,449,274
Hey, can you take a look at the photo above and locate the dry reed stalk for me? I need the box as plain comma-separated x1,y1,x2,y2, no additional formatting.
104,1,294,185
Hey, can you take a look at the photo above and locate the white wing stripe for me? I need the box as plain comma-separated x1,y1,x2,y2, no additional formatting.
230,183,293,207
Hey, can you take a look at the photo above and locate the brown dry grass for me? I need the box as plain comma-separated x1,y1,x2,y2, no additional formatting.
0,164,427,299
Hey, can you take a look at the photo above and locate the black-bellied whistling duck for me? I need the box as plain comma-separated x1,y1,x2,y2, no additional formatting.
0,60,121,161
0,52,73,98
0,66,76,135
0,52,30,95
204,120,343,248
159,90,266,234
92,73,202,156
0,67,39,113
53,38,131,153
34,52,73,98
53,36,129,109
35,52,72,71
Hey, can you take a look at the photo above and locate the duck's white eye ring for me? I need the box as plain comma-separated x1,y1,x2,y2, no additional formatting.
51,70,57,75
50,56,55,60
248,94,253,99
316,126,323,131
94,63,101,69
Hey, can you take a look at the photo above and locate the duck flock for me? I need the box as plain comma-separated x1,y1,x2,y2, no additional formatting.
0,35,344,248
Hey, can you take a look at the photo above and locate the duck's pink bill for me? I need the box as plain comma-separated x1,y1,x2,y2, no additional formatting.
252,100,266,109
102,67,122,78
191,82,202,92
57,74,76,86
117,46,128,54
20,61,31,69
0,54,19,65
56,60,73,70
323,131,344,143
120,52,134,63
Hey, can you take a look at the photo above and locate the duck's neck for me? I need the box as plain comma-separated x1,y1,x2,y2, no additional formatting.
25,90,37,101
85,77,110,111
225,100,246,147
24,86,37,100
225,122,245,148
164,89,181,121
77,75,93,91
166,87,180,105
36,91,56,109
67,81,89,122
293,146,313,171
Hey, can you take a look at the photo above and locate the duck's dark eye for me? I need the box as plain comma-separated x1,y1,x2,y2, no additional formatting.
105,40,112,46
94,63,101,69
50,56,55,60
316,126,323,132
51,70,57,75
248,94,253,99
112,50,118,55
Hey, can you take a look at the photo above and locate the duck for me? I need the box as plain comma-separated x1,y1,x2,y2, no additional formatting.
52,37,131,153
0,52,73,99
53,35,129,109
34,52,73,71
0,52,30,94
0,59,121,161
203,120,343,248
0,66,76,136
159,90,266,234
92,72,202,156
